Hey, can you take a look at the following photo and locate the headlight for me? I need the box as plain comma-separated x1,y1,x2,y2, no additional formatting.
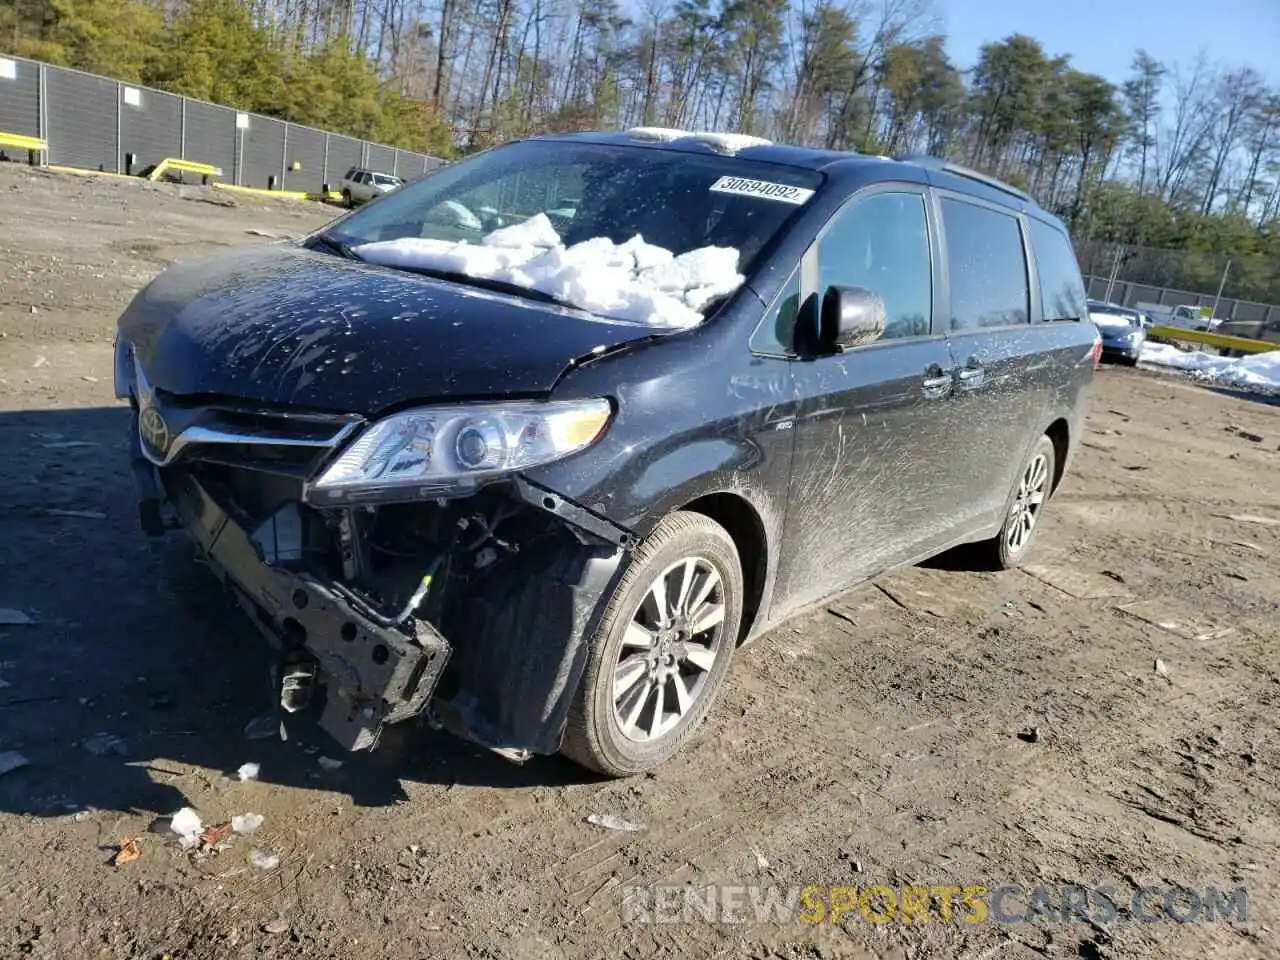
113,336,134,399
309,398,612,502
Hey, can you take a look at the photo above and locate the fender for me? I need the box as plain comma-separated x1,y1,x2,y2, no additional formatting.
624,460,784,646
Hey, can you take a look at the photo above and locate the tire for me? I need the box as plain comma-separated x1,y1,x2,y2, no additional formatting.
561,511,743,777
976,434,1057,571
342,189,354,209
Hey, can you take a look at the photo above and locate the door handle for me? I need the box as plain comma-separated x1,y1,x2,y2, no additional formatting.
922,364,952,399
957,358,986,390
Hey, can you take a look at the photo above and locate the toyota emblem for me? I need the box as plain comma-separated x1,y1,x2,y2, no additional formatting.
139,404,170,457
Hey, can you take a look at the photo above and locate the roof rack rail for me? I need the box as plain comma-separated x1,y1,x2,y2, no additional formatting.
895,154,1034,204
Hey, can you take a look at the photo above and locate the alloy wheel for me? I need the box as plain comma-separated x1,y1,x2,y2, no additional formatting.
611,556,726,742
1006,452,1050,553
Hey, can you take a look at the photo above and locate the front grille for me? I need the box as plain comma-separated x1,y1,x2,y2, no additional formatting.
140,386,363,479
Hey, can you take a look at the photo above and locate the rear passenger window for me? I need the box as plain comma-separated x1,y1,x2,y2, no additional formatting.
817,192,932,341
1029,218,1087,321
941,198,1029,330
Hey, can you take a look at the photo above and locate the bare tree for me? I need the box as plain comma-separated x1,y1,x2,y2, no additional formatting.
1154,52,1218,203
1199,67,1263,213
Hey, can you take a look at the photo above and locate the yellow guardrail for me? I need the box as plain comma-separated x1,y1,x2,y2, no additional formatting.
1148,325,1278,354
0,131,47,157
213,183,342,203
148,158,222,182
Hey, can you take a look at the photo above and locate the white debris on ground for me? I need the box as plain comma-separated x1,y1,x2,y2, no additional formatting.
1139,342,1280,391
237,762,260,781
585,813,646,832
169,807,203,849
250,849,280,870
354,214,744,329
232,812,264,834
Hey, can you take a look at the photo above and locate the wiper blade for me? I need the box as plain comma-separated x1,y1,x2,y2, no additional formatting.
310,232,364,261
393,265,563,306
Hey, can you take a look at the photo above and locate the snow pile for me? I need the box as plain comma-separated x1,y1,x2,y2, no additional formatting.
354,214,744,328
626,127,774,153
1139,342,1280,391
169,807,203,849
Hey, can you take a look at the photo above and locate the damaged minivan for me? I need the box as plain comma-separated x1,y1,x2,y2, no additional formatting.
114,129,1099,776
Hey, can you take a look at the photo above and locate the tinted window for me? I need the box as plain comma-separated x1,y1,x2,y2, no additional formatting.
1030,218,1087,321
817,192,932,341
941,198,1029,330
750,268,802,356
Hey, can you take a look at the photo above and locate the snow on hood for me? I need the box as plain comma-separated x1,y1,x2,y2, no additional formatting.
353,214,744,329
1139,342,1280,392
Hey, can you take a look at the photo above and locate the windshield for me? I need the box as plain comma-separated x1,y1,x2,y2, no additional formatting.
323,139,823,327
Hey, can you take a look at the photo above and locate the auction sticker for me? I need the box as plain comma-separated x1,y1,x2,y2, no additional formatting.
710,176,815,205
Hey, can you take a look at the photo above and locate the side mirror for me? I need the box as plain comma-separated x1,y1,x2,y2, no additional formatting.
821,285,886,352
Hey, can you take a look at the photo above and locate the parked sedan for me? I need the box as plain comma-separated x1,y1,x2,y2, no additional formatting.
1088,300,1147,366
114,130,1099,776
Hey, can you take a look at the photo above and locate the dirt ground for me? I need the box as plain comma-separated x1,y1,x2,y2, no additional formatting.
0,162,1277,960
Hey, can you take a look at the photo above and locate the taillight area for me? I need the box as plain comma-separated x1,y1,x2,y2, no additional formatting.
1089,331,1102,368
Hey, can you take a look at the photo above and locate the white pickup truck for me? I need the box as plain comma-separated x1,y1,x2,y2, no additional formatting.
1135,302,1223,331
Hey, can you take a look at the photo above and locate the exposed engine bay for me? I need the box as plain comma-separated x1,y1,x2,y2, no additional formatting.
131,410,632,760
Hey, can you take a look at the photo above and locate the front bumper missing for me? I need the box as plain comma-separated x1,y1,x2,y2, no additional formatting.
127,409,631,758
162,467,450,750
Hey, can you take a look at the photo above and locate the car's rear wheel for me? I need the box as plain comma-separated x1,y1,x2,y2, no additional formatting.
342,189,354,209
978,434,1056,570
561,511,742,777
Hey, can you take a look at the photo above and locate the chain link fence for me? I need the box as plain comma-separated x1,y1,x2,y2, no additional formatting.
0,54,446,191
1076,238,1280,333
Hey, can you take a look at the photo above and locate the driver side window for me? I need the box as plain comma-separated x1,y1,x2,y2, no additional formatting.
816,192,933,342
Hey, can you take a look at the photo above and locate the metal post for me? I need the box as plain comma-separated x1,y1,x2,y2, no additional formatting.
1210,259,1231,320
322,133,330,190
1103,244,1123,303
37,63,47,148
180,98,186,159
115,81,123,173
281,124,288,189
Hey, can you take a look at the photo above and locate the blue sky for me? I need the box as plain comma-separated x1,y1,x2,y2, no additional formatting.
941,0,1280,87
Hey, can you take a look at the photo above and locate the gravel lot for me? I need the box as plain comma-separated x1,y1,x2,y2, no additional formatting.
0,162,1278,960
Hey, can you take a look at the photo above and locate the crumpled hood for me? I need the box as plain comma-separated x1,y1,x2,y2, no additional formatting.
117,245,659,415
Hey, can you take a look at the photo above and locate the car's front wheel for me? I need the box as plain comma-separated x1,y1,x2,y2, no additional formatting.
561,511,742,777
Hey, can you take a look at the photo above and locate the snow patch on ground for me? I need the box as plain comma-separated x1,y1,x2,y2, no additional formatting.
354,214,744,328
1139,342,1280,391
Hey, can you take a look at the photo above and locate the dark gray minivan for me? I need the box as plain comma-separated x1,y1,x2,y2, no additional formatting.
114,130,1101,776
